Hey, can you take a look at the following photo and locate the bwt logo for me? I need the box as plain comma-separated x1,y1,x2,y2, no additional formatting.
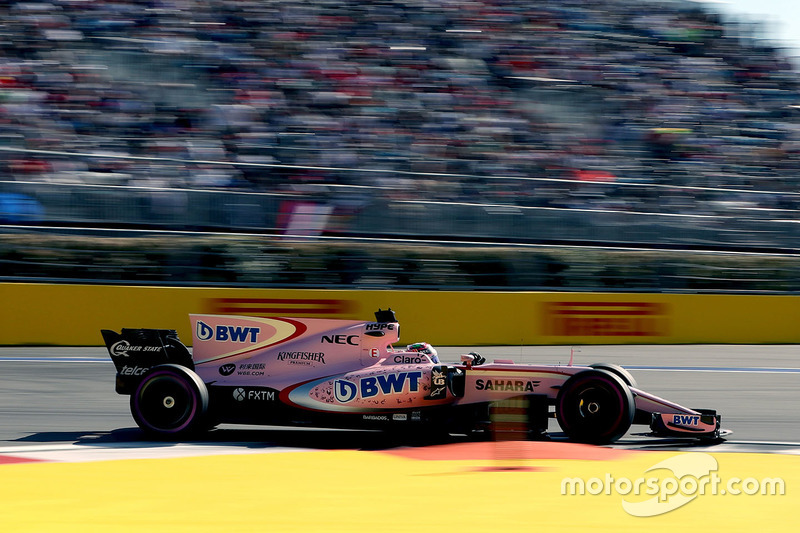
334,380,358,403
673,415,700,426
334,371,422,403
197,321,260,343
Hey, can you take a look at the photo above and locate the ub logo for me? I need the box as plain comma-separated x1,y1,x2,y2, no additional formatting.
427,369,447,400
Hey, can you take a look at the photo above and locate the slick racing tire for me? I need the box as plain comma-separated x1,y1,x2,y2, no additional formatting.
130,364,209,438
556,369,635,445
589,363,638,388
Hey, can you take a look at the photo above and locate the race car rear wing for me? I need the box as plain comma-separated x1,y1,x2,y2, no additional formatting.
100,328,193,394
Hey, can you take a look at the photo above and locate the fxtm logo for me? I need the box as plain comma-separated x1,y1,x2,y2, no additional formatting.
233,388,275,402
197,321,260,343
334,372,422,403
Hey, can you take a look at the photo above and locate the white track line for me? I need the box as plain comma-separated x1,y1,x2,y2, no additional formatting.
3,439,800,463
0,442,308,462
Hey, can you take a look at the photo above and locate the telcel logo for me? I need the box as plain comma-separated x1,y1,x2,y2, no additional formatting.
197,321,260,343
119,365,148,376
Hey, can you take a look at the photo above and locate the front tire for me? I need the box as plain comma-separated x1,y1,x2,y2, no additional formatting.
589,363,638,388
130,364,209,438
556,369,634,444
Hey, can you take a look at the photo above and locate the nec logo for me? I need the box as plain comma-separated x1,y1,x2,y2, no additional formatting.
197,321,260,343
321,334,359,346
672,415,701,426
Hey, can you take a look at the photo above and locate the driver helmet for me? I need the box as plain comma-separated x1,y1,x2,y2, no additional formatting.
407,342,439,363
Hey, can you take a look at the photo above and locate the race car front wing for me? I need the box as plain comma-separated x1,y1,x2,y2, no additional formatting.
649,410,722,440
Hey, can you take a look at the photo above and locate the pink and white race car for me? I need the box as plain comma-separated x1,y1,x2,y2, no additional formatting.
102,309,724,444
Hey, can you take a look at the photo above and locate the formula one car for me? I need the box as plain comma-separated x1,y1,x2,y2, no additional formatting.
101,309,724,444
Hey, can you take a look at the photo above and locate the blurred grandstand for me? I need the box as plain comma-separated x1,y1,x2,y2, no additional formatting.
3,0,800,291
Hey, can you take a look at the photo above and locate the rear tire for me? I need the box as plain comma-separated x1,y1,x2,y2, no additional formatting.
130,364,209,438
556,369,634,444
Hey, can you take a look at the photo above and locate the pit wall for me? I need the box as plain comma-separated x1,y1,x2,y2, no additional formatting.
2,283,799,346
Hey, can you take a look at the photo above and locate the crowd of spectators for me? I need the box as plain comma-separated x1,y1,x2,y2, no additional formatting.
2,0,800,218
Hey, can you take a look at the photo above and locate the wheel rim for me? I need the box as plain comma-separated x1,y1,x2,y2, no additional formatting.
136,374,196,432
572,384,623,430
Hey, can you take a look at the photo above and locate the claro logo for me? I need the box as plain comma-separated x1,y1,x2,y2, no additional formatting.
196,321,261,343
543,302,669,337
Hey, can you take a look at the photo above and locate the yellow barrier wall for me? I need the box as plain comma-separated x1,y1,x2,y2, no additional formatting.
2,283,799,345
